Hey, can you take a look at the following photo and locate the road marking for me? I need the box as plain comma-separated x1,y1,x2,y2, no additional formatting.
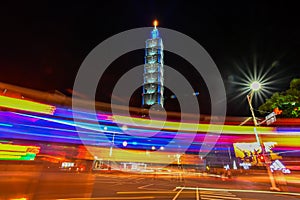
201,198,237,200
200,194,241,200
118,191,178,194
172,187,184,200
138,184,154,189
196,187,199,200
198,189,241,200
58,196,155,200
200,191,237,197
95,181,120,184
242,199,259,200
176,187,300,196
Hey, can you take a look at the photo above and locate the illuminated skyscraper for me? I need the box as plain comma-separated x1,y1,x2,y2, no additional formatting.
142,20,164,108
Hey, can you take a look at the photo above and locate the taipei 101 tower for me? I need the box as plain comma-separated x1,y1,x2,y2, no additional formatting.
142,20,164,109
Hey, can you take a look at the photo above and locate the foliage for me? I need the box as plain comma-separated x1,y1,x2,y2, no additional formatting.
259,78,300,118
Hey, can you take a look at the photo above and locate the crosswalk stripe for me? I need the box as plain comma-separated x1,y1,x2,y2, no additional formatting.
172,187,185,200
196,187,200,200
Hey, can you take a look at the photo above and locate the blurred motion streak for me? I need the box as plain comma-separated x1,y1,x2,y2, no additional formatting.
0,143,40,160
0,95,56,115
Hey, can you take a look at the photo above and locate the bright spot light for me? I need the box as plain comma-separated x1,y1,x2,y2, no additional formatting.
151,146,156,150
250,81,261,91
121,125,128,131
160,146,164,150
153,20,158,28
122,141,127,147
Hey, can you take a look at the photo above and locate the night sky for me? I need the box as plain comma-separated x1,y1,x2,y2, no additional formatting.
1,1,300,116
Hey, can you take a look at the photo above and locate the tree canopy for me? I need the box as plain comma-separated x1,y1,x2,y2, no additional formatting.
259,78,300,118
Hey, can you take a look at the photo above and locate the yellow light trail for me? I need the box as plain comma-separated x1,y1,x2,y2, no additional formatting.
113,115,274,134
0,95,56,115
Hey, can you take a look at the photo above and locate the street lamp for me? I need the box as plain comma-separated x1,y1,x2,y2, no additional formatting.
250,81,261,91
108,127,115,157
247,81,280,191
247,81,261,126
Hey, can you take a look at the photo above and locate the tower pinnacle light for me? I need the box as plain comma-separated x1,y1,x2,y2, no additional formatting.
153,20,158,28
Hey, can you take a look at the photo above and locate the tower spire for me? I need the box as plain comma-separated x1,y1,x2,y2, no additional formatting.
153,20,158,29
151,20,160,39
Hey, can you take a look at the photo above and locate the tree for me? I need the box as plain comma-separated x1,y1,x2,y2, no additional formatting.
259,78,300,118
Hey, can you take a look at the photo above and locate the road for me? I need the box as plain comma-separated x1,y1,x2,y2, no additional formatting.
0,171,299,200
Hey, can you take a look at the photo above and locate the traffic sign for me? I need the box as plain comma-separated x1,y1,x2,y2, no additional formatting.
265,112,276,125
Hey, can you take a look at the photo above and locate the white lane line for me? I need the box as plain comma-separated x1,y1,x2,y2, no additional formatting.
176,187,300,196
200,194,241,200
118,191,177,194
138,184,154,189
172,187,185,200
196,187,199,200
200,198,221,200
200,191,237,197
201,198,234,200
58,196,155,200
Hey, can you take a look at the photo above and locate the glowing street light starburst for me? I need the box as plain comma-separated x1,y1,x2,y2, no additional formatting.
235,71,274,105
230,55,283,105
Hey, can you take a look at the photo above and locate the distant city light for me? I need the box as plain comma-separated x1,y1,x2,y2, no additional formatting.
170,95,176,99
193,92,200,96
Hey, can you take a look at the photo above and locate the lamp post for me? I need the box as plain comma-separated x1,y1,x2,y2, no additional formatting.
247,81,280,191
109,129,115,157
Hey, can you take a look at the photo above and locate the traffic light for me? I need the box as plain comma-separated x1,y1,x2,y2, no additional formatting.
273,107,282,115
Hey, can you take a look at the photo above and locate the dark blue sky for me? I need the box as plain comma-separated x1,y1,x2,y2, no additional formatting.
1,1,299,116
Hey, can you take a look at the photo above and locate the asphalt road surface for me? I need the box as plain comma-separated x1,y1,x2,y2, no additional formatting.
1,171,299,200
